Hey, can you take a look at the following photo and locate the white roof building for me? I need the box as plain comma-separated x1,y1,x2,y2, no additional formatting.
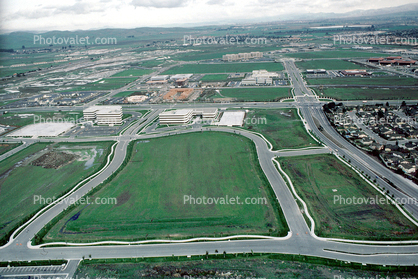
218,111,246,127
159,109,193,125
83,106,123,126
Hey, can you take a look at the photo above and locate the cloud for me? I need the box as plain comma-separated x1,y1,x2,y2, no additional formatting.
206,0,225,5
130,0,189,8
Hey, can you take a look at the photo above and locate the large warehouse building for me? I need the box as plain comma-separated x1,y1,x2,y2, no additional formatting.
83,106,123,125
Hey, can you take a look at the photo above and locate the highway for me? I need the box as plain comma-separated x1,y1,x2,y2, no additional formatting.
1,60,418,278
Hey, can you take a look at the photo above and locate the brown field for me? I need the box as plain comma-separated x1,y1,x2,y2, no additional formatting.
163,88,194,100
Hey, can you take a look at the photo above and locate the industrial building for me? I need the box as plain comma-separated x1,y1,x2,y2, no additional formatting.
218,111,246,126
83,106,123,126
241,69,278,86
368,57,416,66
222,52,263,62
306,69,327,74
340,69,371,76
125,95,148,103
147,75,169,84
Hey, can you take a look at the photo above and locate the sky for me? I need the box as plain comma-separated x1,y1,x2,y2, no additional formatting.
1,0,417,33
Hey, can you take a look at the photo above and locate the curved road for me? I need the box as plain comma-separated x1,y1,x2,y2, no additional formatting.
1,60,418,277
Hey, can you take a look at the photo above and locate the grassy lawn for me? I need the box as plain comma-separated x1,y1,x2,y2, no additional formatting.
307,76,418,86
74,254,418,279
296,59,368,70
66,77,137,91
41,132,288,243
0,111,83,127
283,50,388,59
200,74,229,81
316,87,418,100
243,109,318,150
162,62,284,74
212,88,291,102
111,69,154,77
278,154,418,240
0,99,20,107
0,142,21,155
0,142,114,245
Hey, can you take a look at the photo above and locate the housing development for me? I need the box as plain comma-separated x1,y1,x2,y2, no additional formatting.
1,1,418,279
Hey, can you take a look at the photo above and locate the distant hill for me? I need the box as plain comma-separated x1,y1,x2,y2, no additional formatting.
1,3,418,50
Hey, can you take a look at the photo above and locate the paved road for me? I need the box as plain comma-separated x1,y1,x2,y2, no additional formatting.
1,60,418,277
0,141,31,162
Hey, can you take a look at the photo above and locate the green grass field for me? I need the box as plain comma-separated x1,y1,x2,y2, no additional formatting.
65,77,137,91
0,99,20,107
200,74,229,81
0,111,83,127
307,76,418,86
0,141,114,245
41,132,288,243
243,109,318,150
316,87,418,100
0,142,21,155
111,69,154,77
283,50,388,59
212,88,291,102
296,59,368,70
163,62,284,75
278,154,418,240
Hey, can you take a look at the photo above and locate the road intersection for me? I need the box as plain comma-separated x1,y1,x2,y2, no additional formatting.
1,59,418,278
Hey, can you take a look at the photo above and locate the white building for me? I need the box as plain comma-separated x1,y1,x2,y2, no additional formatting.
170,74,193,81
218,111,246,127
193,108,219,119
126,95,148,103
150,75,169,81
159,109,193,125
241,69,277,85
83,106,123,126
222,52,263,62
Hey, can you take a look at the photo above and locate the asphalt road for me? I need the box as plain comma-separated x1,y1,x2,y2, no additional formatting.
1,60,418,278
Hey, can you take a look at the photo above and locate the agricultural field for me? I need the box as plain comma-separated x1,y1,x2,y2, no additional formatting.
243,109,319,150
211,87,291,102
278,154,418,240
315,87,418,100
0,142,21,155
162,62,284,75
0,111,83,128
296,59,368,70
200,74,229,81
0,141,114,245
307,76,418,86
41,132,288,243
283,50,388,59
111,69,154,77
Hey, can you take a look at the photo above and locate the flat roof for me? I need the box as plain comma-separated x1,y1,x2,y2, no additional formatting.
160,109,193,116
218,111,245,126
8,123,75,137
84,106,122,114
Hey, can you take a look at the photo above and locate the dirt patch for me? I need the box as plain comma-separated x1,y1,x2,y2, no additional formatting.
115,191,131,206
31,151,78,169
